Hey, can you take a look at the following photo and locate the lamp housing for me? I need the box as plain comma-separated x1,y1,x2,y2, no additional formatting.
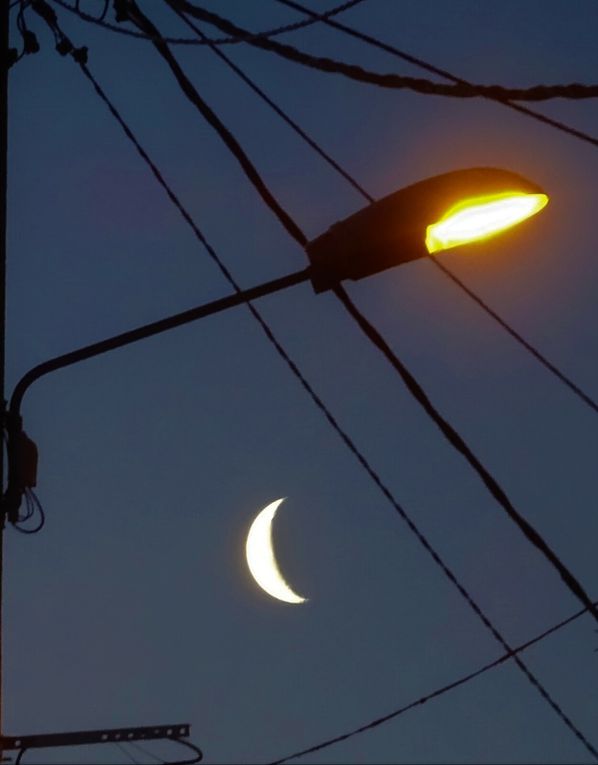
306,167,547,293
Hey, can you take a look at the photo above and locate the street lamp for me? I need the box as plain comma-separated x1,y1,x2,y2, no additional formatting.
3,167,549,518
307,167,548,292
11,162,598,727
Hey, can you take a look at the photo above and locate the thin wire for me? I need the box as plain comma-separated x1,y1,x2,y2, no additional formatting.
116,741,141,765
49,0,365,46
12,488,45,534
127,0,307,254
334,282,598,625
98,0,110,23
31,4,598,759
169,0,598,605
168,4,372,202
125,0,308,249
269,599,598,763
170,0,598,416
127,740,168,764
13,739,192,765
16,1,27,32
275,0,598,149
42,6,598,419
169,737,203,764
426,256,598,414
172,1,598,101
145,3,598,599
9,269,311,417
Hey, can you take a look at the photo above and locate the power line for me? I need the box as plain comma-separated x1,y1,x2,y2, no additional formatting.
123,0,307,248
426,257,598,414
28,2,598,759
162,0,598,626
116,741,141,765
275,0,598,149
128,739,168,764
168,3,372,202
269,599,598,764
172,1,598,101
97,1,109,23
49,0,365,46
6,727,202,765
36,4,598,758
43,0,598,145
333,283,598,624
169,0,598,417
9,269,312,415
31,2,598,432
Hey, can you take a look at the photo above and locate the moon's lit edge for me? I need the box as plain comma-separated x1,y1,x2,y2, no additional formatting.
245,498,308,604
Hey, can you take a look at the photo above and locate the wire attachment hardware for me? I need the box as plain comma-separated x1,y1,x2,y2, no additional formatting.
1,412,39,527
0,723,202,764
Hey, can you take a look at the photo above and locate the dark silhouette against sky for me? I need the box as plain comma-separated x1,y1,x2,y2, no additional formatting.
6,1,598,763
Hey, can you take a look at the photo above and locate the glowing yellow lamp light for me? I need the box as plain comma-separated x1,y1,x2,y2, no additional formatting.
306,168,550,292
425,191,549,254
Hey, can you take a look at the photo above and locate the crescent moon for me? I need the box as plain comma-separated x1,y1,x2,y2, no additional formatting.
245,498,308,604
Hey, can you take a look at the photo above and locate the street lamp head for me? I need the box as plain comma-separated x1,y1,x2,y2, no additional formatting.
306,167,549,293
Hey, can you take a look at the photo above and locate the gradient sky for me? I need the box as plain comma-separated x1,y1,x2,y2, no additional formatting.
6,1,598,763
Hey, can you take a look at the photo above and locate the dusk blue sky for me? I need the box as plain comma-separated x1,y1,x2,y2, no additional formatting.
6,1,598,763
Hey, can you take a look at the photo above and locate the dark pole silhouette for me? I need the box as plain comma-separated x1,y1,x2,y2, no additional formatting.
0,1,10,758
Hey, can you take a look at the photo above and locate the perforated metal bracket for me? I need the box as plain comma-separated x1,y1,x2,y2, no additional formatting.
0,723,190,751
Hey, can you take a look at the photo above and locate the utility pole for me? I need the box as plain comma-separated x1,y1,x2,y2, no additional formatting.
0,1,10,760
0,8,201,763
